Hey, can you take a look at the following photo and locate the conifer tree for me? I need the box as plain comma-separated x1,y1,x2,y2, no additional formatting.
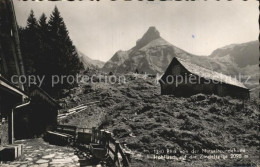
47,6,83,95
19,7,83,97
20,10,40,75
38,13,50,78
27,10,38,31
39,14,49,42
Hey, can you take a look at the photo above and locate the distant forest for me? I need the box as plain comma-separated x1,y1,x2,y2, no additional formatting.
19,7,84,98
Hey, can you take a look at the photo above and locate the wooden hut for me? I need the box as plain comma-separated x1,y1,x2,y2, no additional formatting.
0,0,28,145
160,57,249,99
0,75,28,144
14,85,61,139
0,0,61,144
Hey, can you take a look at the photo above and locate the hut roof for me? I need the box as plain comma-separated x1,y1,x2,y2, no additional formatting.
162,57,248,89
0,74,28,98
29,85,61,109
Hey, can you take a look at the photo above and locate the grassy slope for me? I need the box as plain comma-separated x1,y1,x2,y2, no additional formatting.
59,73,259,167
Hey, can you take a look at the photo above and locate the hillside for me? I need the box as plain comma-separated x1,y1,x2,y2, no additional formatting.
210,41,258,68
207,41,258,89
59,73,259,167
77,50,105,69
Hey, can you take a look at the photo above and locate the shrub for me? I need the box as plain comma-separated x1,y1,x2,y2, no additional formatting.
209,104,220,113
138,104,154,114
112,127,130,138
141,135,152,143
189,94,206,102
181,118,203,131
155,116,169,123
99,115,112,128
177,112,188,119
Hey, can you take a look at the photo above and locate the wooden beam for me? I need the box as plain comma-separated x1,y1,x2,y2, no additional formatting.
0,80,27,100
8,109,14,144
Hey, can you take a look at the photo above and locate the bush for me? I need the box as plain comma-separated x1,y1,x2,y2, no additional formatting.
99,115,112,128
138,104,154,114
181,118,203,131
209,104,220,113
141,135,152,143
113,127,130,138
84,84,93,94
127,141,141,150
177,112,188,119
155,116,169,123
189,94,206,102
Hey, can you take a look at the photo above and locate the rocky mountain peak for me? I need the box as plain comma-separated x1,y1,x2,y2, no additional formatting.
135,26,161,49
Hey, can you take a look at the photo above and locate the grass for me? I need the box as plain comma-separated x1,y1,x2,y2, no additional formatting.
59,74,259,167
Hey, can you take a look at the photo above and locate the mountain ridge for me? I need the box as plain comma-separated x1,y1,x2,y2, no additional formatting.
102,27,258,91
102,27,196,74
77,50,105,69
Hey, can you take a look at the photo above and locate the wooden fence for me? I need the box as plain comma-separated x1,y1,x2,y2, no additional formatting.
91,127,131,167
51,125,131,166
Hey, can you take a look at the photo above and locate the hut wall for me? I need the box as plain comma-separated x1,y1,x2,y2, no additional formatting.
161,84,174,95
0,121,9,145
161,77,249,99
161,71,216,97
14,97,58,139
217,84,249,99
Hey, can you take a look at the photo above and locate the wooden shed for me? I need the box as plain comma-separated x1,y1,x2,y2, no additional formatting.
14,85,61,139
159,57,249,99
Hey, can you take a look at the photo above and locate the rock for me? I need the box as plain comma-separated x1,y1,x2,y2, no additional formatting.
122,117,128,122
29,165,39,167
51,158,73,164
39,163,48,167
36,159,49,164
19,165,28,167
25,157,33,161
25,146,32,149
42,154,55,159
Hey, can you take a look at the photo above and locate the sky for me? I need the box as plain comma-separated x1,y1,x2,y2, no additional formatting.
14,0,258,62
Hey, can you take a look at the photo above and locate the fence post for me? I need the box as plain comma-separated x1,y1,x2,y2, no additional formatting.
92,127,96,143
99,130,102,145
114,141,120,166
95,128,97,143
96,129,100,143
105,131,111,154
125,151,131,163
106,131,111,148
100,130,105,145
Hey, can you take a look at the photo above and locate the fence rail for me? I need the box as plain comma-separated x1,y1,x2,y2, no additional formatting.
57,101,100,120
50,125,131,166
91,127,131,167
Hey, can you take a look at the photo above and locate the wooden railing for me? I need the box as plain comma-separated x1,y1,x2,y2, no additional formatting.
56,124,77,138
91,127,131,167
52,125,131,166
57,101,100,120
